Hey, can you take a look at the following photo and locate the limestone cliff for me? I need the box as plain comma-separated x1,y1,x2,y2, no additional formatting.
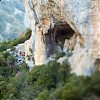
24,0,100,75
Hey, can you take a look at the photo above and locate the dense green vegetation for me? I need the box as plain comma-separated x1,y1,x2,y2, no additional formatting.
0,24,99,99
0,28,31,80
0,50,29,78
55,52,66,59
0,0,26,41
0,28,32,52
0,58,100,100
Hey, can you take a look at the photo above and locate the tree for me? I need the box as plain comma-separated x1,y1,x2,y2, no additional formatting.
20,63,29,72
88,71,100,96
0,81,7,99
55,52,66,59
0,54,7,77
25,28,32,40
36,90,49,100
58,60,70,83
3,51,10,59
7,55,15,66
36,61,60,90
62,75,85,100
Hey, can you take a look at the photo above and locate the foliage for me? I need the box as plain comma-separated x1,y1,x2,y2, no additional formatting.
0,0,26,41
27,55,31,61
0,51,16,77
7,55,15,65
61,75,85,100
0,28,32,52
29,47,33,53
0,58,100,100
87,71,100,96
10,47,16,51
35,90,49,100
2,51,10,59
55,52,66,59
19,63,29,72
0,50,28,78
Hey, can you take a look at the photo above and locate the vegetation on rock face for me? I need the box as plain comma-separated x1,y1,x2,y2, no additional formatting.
0,28,31,78
27,55,31,61
0,57,100,100
0,28,32,52
29,47,33,53
0,50,29,78
55,52,66,59
19,63,29,72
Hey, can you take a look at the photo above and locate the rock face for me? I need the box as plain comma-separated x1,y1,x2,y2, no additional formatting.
24,0,100,75
24,36,34,68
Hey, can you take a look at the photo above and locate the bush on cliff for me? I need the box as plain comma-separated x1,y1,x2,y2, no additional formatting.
55,52,66,59
0,28,32,52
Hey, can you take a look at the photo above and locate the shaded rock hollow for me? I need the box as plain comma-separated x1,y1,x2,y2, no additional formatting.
24,0,100,75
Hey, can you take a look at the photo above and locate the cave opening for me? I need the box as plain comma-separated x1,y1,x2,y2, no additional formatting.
53,22,75,49
45,21,76,57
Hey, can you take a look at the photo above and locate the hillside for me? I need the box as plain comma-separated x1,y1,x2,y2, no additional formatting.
0,0,27,41
0,0,100,100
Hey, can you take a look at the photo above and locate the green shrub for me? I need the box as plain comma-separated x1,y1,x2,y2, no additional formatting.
55,52,66,59
58,60,70,83
36,90,49,100
0,55,100,100
0,28,32,52
10,47,16,51
29,48,33,53
25,28,32,40
62,82,84,100
2,51,10,59
0,42,8,51
88,71,100,96
0,52,17,77
26,55,31,60
7,55,15,65
20,63,29,72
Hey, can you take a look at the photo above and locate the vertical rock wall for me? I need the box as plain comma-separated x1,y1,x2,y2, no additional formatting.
24,0,100,75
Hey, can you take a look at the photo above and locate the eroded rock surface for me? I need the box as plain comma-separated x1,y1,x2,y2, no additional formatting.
24,0,100,75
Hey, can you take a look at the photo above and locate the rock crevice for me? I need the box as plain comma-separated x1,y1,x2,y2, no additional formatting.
24,0,100,75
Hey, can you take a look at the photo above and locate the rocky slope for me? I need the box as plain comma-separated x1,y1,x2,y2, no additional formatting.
24,0,100,75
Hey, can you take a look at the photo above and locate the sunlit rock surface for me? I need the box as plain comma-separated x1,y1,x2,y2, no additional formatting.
24,0,100,75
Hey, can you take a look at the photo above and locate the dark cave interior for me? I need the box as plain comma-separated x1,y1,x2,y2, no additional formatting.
45,21,75,56
54,22,75,45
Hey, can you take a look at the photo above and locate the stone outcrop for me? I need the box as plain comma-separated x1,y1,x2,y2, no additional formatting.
24,0,100,75
24,36,34,68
